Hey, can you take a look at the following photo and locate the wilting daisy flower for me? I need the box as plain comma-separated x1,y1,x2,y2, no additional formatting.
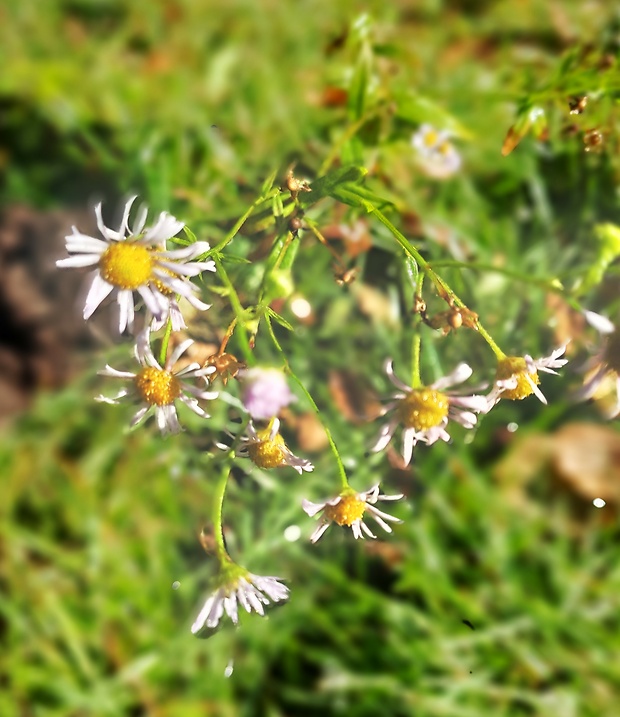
237,418,314,474
56,196,215,333
486,346,568,409
97,330,217,434
371,360,487,466
302,483,403,543
574,311,620,418
239,367,296,420
412,124,462,179
191,569,289,637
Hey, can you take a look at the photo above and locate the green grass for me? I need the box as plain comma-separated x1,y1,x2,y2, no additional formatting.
1,1,620,715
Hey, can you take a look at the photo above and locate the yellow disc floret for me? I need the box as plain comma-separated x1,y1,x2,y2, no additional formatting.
495,356,539,400
134,366,181,405
423,129,439,147
100,243,155,290
397,388,449,430
247,427,287,469
324,493,366,527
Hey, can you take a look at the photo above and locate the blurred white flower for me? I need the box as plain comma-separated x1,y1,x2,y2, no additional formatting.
575,311,620,418
302,483,403,543
56,196,215,333
191,571,289,637
239,367,296,420
237,418,314,474
96,330,217,434
371,360,487,466
412,124,461,179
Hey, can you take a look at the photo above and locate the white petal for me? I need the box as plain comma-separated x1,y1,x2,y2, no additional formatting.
302,499,327,517
433,363,472,391
384,358,412,392
130,405,151,426
56,254,101,268
95,202,121,242
118,196,138,237
168,338,193,368
83,273,114,319
584,310,615,335
402,428,416,466
309,522,331,543
117,290,135,333
98,365,136,379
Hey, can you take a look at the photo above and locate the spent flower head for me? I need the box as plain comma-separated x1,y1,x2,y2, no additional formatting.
412,123,462,179
96,329,218,434
238,418,314,474
239,367,296,420
56,196,215,333
486,345,568,409
191,565,289,638
574,311,620,418
371,360,487,466
302,483,403,543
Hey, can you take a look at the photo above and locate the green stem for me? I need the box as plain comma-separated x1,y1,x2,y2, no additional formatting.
264,313,349,491
158,318,173,366
211,464,232,565
368,204,506,359
207,188,280,257
318,106,383,176
410,333,422,388
213,255,255,365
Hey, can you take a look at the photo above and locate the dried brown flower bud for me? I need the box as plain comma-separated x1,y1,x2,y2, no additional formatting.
568,95,588,115
205,352,245,385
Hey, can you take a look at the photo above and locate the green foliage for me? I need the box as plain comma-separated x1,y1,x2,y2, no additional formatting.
2,1,620,716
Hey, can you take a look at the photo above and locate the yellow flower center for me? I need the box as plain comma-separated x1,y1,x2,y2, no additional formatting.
423,130,438,147
134,367,181,405
247,428,287,469
324,494,366,527
437,141,452,156
397,388,449,430
495,356,539,400
604,329,620,373
100,243,155,289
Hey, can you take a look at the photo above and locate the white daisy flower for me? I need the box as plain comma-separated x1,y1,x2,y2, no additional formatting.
237,418,314,474
191,570,289,637
412,123,462,179
371,360,487,466
56,196,215,333
302,483,403,543
96,330,218,434
574,311,620,418
486,346,568,409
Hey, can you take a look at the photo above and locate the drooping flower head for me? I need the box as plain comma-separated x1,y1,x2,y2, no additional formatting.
302,483,403,543
239,367,296,420
371,360,487,466
575,311,620,418
191,566,289,638
412,123,462,179
56,196,215,333
238,418,314,474
97,330,218,434
486,346,568,409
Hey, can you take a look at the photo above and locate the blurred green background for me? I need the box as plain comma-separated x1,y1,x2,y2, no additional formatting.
1,1,620,716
